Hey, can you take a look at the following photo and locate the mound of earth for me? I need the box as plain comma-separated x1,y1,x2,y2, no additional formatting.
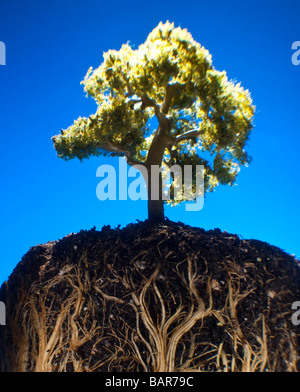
0,220,299,372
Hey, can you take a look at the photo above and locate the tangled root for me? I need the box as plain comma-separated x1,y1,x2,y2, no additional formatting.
1,222,299,372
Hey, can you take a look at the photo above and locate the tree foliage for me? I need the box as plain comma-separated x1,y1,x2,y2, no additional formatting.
52,21,254,210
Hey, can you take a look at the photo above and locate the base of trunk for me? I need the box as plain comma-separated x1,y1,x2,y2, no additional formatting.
147,199,164,223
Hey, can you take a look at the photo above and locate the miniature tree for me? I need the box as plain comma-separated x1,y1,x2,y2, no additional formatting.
52,21,254,222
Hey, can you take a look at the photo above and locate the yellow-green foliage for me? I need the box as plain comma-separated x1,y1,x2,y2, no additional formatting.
52,21,254,198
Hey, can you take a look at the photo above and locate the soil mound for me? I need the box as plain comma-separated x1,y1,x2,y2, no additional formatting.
0,220,299,372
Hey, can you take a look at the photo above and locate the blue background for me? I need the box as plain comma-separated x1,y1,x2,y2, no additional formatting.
0,0,299,284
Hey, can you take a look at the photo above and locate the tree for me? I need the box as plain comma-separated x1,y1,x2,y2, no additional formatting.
52,21,254,222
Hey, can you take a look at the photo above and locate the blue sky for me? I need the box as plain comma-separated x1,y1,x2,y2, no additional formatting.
0,0,299,284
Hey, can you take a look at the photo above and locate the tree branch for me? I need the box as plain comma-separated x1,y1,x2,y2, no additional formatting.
137,93,173,134
102,141,143,167
126,79,173,132
161,83,184,115
174,129,203,145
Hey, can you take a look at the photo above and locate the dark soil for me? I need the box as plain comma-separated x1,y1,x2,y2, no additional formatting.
0,220,299,372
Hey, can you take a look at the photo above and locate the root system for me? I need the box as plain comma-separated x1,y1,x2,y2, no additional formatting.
0,220,299,372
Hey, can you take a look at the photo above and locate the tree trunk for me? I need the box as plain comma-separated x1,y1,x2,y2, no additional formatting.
145,120,174,223
148,198,164,223
147,166,164,223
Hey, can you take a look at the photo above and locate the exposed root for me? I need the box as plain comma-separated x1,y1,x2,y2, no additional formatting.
1,222,299,372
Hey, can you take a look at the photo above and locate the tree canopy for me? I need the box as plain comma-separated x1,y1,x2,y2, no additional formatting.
52,21,254,221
